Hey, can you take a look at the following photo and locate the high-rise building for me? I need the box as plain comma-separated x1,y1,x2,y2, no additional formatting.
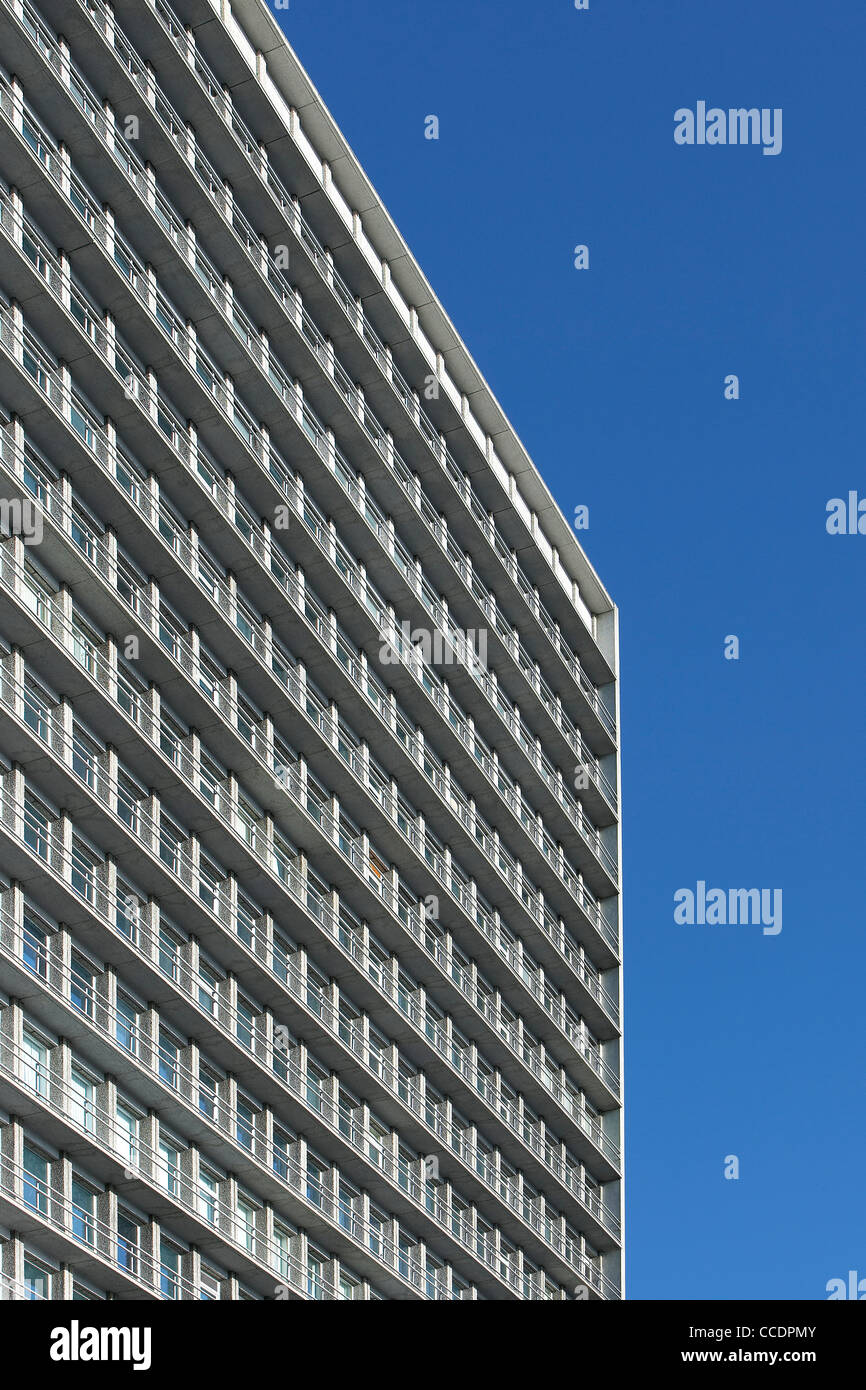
0,0,621,1301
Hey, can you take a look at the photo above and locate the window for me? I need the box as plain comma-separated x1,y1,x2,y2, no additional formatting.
117,1212,139,1276
116,884,141,941
22,912,47,977
339,999,359,1049
71,725,99,787
198,754,223,806
306,1154,326,1208
70,840,96,901
20,563,52,623
117,663,145,722
236,1198,256,1253
198,962,220,1014
236,896,257,948
368,1207,386,1259
115,995,138,1053
305,1061,327,1113
522,1181,539,1223
236,1096,256,1151
398,1060,417,1106
23,1257,50,1300
307,1251,325,1300
22,1144,48,1214
499,1238,517,1285
396,969,417,1016
271,832,296,888
116,555,142,613
451,1194,468,1241
476,1134,493,1181
158,1141,179,1196
21,447,54,504
272,1125,292,1181
71,1178,95,1245
158,924,182,980
476,1056,493,1100
425,1082,444,1130
451,1113,469,1161
70,954,94,1016
199,1170,218,1224
199,1066,218,1120
22,677,50,739
522,1102,540,1147
236,797,257,847
69,1069,95,1132
272,1018,294,1081
117,775,141,831
368,1026,388,1078
159,817,183,873
158,607,184,663
426,1254,444,1299
424,996,444,1044
158,1030,179,1087
338,1085,358,1140
116,1105,139,1169
398,1232,415,1281
235,995,257,1050
338,1183,359,1236
368,1116,388,1168
398,1144,415,1192
499,1078,518,1123
21,1031,48,1097
476,1217,492,1261
22,345,49,394
235,697,258,745
499,1156,518,1204
199,1268,221,1301
585,1170,601,1213
368,937,389,988
71,617,99,674
273,1226,291,1280
197,653,222,703
160,1241,180,1299
198,856,221,911
23,796,49,859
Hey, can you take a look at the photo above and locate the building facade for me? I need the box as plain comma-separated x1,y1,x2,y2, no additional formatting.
0,0,621,1301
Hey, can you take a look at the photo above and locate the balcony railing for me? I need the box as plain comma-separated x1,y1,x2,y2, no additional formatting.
0,174,620,927
0,328,619,999
0,624,622,1174
0,898,616,1292
77,0,619,745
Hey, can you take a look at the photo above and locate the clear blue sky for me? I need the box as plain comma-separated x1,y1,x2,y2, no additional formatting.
276,0,866,1299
